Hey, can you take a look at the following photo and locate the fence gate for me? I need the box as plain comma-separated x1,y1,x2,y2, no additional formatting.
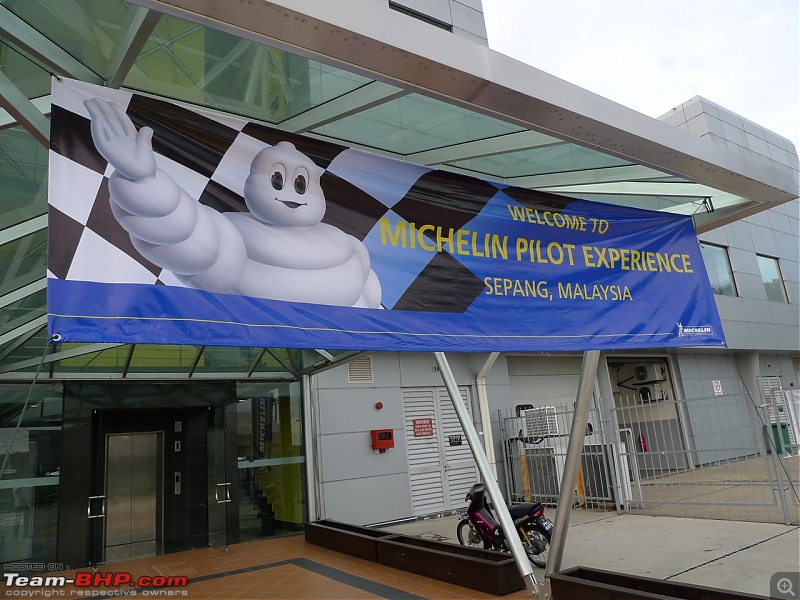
402,387,477,515
500,387,800,524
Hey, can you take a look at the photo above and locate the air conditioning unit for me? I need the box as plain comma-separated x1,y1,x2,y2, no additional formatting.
524,406,559,437
633,363,666,384
639,383,665,403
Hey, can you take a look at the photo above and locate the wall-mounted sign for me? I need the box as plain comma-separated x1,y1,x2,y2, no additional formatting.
448,435,463,446
713,380,723,396
412,418,434,437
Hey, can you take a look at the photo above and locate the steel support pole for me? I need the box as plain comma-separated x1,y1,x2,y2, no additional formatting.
433,352,539,597
476,351,500,479
544,350,601,579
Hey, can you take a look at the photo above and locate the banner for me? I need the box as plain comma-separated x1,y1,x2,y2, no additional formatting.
47,78,725,352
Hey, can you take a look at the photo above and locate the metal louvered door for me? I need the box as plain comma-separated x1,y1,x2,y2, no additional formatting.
403,387,477,516
437,387,478,508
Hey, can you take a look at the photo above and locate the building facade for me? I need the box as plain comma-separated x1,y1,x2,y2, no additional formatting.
0,0,796,571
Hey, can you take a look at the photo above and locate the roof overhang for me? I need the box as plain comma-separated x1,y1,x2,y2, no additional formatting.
129,0,798,233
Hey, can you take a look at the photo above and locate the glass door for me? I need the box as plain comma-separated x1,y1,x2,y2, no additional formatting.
207,419,230,548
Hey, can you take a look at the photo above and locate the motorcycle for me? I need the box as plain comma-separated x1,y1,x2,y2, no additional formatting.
456,482,553,568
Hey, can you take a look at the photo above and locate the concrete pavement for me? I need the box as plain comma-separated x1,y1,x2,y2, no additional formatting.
380,508,800,599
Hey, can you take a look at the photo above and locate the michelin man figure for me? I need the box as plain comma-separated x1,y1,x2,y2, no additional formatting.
83,98,382,308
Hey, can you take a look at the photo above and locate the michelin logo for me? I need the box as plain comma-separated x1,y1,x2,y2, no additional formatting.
677,322,713,337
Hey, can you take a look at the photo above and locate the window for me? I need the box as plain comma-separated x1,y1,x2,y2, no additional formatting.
756,254,789,303
699,243,737,296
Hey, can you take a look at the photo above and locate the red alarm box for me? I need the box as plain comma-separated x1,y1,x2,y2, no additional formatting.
370,429,394,452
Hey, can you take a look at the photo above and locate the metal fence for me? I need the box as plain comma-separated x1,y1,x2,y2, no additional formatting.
500,387,800,524
500,404,618,509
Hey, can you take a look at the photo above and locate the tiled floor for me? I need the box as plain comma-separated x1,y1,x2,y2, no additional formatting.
2,535,541,599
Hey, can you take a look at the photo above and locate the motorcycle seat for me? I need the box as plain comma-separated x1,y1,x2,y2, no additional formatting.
508,502,542,519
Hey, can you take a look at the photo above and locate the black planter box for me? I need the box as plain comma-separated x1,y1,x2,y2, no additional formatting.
304,519,397,562
376,534,524,595
550,566,769,600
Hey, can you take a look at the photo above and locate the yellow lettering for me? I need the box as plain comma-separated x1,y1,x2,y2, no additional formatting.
515,238,529,261
471,232,485,258
492,235,508,260
417,225,435,251
620,248,630,270
456,229,469,255
436,227,454,253
582,246,596,267
607,248,620,268
507,205,526,221
380,218,406,247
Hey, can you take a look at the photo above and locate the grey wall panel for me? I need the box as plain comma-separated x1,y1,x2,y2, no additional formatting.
675,354,760,464
722,221,755,252
319,431,408,482
720,321,754,348
507,355,582,376
699,228,728,246
741,297,772,324
770,302,799,327
677,353,738,386
769,210,795,235
758,353,790,376
748,211,773,229
749,224,779,256
322,473,412,524
728,247,760,275
781,259,800,305
675,355,701,381
450,1,487,38
749,322,785,351
397,352,476,387
714,295,745,321
507,356,583,408
782,258,800,285
453,0,483,12
735,272,768,300
775,324,800,351
317,386,404,435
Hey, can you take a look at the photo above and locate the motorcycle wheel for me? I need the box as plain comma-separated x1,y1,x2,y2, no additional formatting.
521,527,550,568
456,519,489,549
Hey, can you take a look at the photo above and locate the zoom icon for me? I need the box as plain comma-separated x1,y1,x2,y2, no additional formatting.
772,572,800,599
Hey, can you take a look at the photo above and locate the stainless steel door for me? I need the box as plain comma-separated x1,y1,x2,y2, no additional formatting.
105,432,162,562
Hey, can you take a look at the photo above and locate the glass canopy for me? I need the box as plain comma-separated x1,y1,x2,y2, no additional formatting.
0,0,771,378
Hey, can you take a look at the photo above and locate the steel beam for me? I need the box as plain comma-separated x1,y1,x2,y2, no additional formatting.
106,7,163,88
0,6,101,84
545,349,601,579
0,72,50,147
434,352,539,596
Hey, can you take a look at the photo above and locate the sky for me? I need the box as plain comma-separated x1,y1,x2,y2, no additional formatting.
481,0,799,154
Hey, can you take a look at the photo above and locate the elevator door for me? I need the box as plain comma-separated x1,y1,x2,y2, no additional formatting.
105,432,163,563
